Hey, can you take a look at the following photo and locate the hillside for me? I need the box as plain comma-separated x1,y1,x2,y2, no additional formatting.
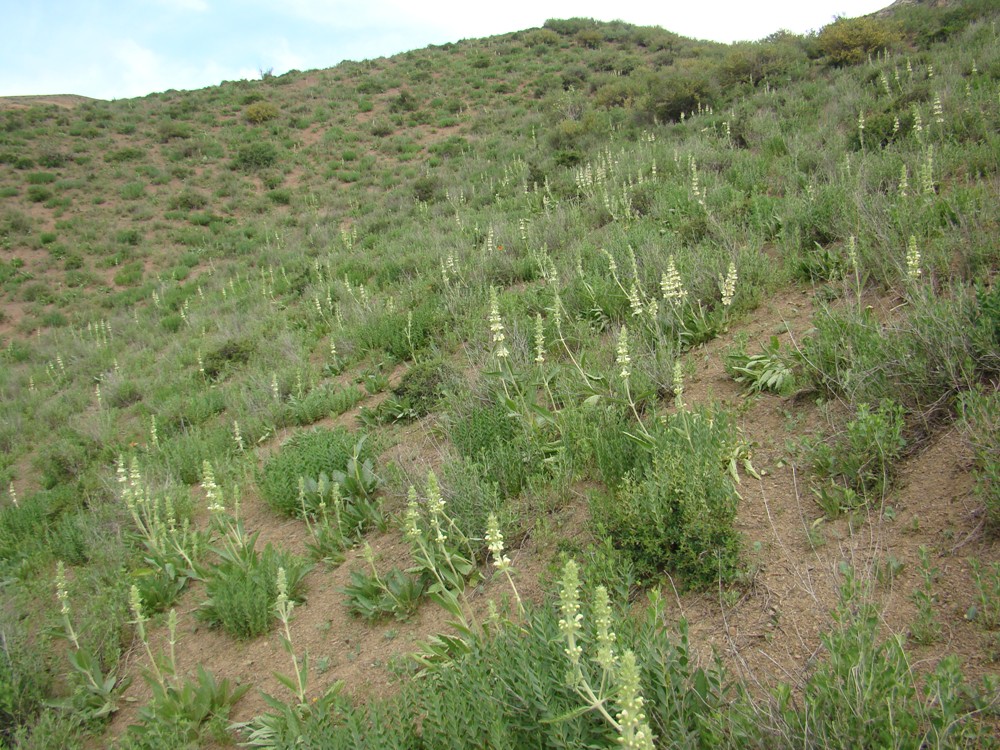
1,3,999,748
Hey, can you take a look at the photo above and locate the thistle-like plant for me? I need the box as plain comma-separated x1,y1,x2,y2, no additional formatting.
125,590,248,746
50,562,129,721
556,560,656,748
485,512,523,618
236,569,348,746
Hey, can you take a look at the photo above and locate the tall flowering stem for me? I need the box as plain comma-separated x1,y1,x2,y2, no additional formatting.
485,513,523,618
275,567,307,704
906,235,922,283
616,327,648,434
615,651,656,750
557,561,621,730
55,561,80,650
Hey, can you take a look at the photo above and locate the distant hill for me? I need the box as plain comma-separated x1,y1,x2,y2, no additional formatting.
0,94,98,109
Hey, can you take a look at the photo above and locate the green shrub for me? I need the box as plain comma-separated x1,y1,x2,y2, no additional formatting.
448,395,545,499
119,181,145,200
258,428,370,516
202,338,255,379
158,425,235,485
244,101,280,124
26,185,52,203
355,300,443,361
33,429,100,490
592,406,742,588
809,399,906,506
777,567,990,747
971,282,1000,377
234,142,278,171
387,359,457,418
113,262,143,287
286,385,364,427
104,146,145,163
168,189,208,211
643,61,717,122
817,16,901,66
199,532,309,640
0,493,48,563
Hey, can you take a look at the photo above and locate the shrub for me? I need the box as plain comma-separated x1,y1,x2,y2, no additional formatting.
258,428,371,516
244,101,280,124
642,61,717,122
817,16,901,66
387,359,457,418
168,189,208,211
355,300,443,361
119,181,145,200
26,186,52,203
809,400,906,508
777,567,989,747
0,612,49,746
285,384,363,427
412,175,441,203
202,338,255,379
104,146,145,163
199,532,309,639
592,406,743,588
448,395,545,499
234,142,278,171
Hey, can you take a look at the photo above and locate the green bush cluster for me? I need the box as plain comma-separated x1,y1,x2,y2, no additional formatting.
816,16,901,66
244,101,280,124
233,141,278,171
258,427,371,516
592,406,742,588
448,394,546,499
198,535,309,640
809,400,906,510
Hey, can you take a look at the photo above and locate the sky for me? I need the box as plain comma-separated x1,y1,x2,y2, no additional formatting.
2,0,893,101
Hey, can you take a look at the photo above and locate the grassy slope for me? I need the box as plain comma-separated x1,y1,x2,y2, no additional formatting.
1,4,999,748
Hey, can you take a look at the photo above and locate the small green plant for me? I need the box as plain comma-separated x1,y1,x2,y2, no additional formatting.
776,565,986,747
555,559,656,748
118,456,206,613
126,594,248,747
343,546,425,622
968,558,1000,630
725,335,795,394
361,365,390,394
910,546,942,644
809,399,906,502
51,562,130,722
372,358,456,422
198,518,311,640
959,389,1000,530
235,568,352,747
